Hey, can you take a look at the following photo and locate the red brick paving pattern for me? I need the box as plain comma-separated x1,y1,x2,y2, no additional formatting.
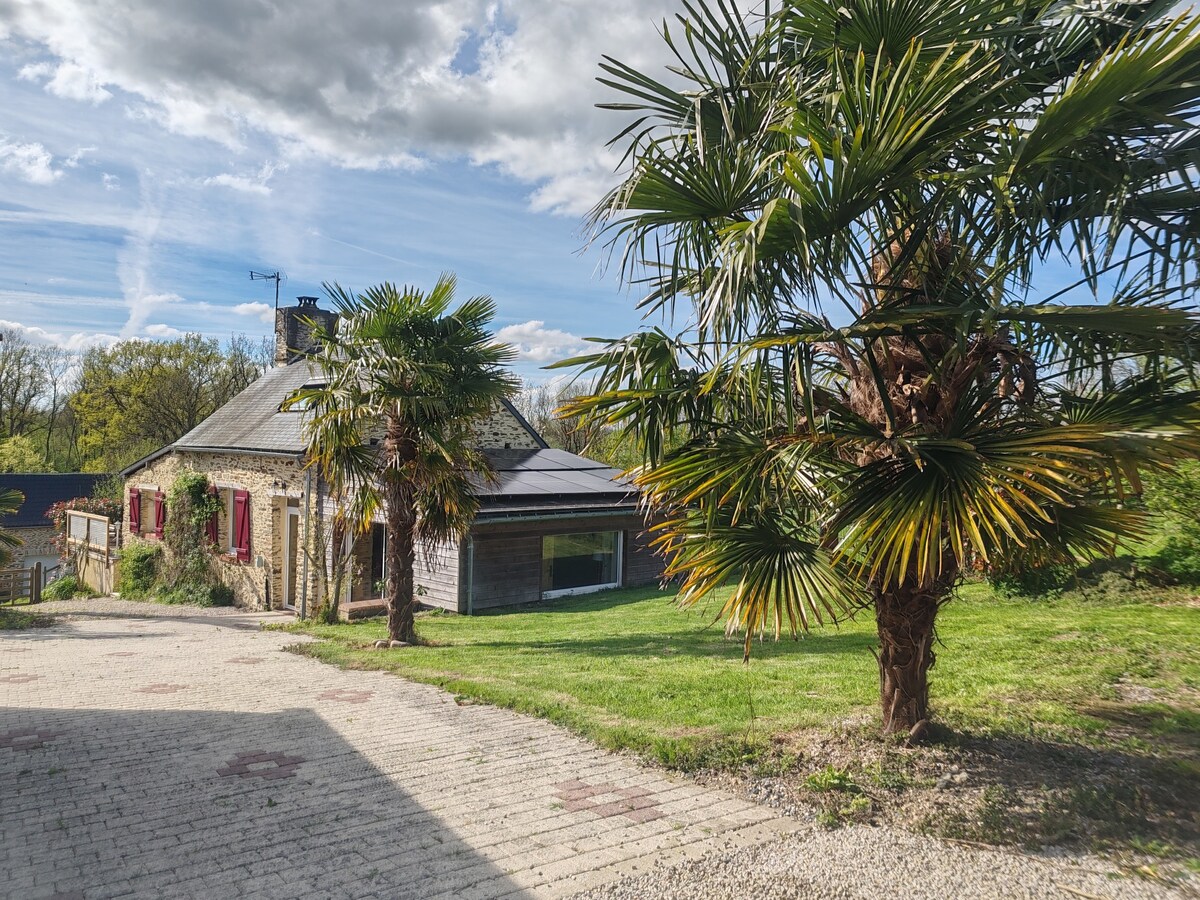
317,688,374,704
217,750,305,780
0,728,63,750
135,683,189,694
553,779,664,823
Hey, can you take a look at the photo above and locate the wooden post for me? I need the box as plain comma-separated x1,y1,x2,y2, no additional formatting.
31,562,41,604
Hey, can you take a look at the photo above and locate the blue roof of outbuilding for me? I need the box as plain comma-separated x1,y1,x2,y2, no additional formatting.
0,473,110,528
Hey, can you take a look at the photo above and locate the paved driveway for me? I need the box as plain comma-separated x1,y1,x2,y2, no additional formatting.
0,603,798,899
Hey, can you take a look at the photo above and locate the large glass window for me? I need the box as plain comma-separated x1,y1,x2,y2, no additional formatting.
541,531,621,597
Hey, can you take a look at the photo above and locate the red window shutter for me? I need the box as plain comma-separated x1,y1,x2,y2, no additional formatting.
233,490,251,562
129,489,141,534
205,485,219,547
153,492,166,539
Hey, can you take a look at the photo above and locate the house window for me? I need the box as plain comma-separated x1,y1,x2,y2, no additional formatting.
214,487,251,561
370,523,387,594
541,531,622,598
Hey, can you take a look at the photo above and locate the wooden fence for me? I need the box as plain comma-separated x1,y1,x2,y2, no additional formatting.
65,510,120,595
0,563,43,605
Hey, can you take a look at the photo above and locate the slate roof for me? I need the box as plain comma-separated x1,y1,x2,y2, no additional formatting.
0,473,110,528
475,449,638,518
173,361,318,455
121,361,636,516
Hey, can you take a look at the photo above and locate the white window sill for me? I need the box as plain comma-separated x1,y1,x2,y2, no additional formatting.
541,582,620,600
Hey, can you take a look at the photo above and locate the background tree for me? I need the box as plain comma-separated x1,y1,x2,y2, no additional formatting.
0,435,51,473
0,332,52,439
289,275,519,644
72,334,272,471
567,0,1200,737
516,380,603,455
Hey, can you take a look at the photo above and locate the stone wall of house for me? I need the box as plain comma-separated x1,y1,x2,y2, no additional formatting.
472,404,541,450
123,450,317,610
6,526,56,566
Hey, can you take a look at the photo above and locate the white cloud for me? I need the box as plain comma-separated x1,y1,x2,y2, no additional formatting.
233,301,275,324
19,60,112,104
495,320,584,363
203,173,271,196
143,322,183,338
0,318,119,351
101,172,120,190
0,137,62,184
64,146,96,168
0,0,690,214
202,161,285,196
113,174,188,338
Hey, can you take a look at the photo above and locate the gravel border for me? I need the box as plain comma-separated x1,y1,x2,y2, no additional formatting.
570,824,1195,900
26,596,291,620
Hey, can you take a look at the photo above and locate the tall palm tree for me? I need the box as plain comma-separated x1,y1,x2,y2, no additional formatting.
563,0,1200,738
288,276,519,643
0,488,23,568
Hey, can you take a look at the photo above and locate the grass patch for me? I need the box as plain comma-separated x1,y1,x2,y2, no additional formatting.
283,580,1200,862
282,581,1199,763
0,606,54,629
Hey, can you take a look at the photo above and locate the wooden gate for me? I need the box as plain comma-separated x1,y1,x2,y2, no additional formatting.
0,563,43,605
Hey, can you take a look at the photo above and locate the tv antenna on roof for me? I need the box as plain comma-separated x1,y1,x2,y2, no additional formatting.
249,269,285,310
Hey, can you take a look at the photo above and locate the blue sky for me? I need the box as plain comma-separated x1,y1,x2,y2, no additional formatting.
0,0,1134,383
0,0,686,380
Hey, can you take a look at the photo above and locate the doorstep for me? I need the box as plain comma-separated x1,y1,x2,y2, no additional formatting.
339,599,387,621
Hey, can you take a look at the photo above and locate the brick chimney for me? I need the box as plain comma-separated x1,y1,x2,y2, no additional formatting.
274,296,337,366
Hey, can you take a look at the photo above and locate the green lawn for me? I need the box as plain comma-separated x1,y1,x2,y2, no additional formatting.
0,604,51,630
285,581,1199,768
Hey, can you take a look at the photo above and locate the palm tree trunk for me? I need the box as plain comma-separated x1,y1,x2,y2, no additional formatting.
873,581,944,739
383,414,419,644
384,477,418,643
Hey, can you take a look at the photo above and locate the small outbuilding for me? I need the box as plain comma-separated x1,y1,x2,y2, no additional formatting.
0,473,109,572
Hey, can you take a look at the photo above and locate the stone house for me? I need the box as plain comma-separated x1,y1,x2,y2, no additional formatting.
120,296,663,615
0,473,108,572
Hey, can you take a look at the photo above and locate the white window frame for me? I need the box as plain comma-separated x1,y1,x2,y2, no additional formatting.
541,530,623,599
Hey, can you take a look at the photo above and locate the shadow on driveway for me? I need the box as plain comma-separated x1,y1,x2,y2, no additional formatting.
0,706,527,899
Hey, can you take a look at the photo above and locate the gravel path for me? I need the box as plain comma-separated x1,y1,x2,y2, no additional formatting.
28,596,271,619
574,826,1192,900
2,599,796,899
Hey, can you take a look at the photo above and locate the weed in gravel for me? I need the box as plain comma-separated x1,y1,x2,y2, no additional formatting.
804,765,861,793
865,756,917,791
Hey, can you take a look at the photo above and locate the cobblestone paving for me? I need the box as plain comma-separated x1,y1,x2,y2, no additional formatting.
1,603,800,899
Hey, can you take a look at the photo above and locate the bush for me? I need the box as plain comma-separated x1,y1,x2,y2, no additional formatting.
116,542,161,598
986,562,1075,598
155,581,235,607
43,575,83,601
1141,461,1200,584
1152,537,1200,583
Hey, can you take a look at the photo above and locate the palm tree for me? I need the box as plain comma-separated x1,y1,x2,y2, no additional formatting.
0,488,23,567
288,276,519,644
563,0,1200,738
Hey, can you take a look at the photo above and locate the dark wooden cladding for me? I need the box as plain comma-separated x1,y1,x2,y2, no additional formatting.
465,513,664,612
415,539,459,611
